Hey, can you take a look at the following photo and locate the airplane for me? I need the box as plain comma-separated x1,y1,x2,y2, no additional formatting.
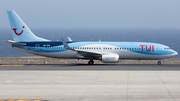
4,10,178,65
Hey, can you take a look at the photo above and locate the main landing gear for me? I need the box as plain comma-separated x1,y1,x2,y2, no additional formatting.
88,60,94,65
158,61,161,65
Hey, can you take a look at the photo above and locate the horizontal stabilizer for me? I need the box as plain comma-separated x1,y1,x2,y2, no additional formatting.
4,40,26,46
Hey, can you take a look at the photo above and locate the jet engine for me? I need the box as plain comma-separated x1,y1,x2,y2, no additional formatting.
101,54,119,63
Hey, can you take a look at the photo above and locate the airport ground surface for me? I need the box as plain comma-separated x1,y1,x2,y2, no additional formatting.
0,57,180,65
0,64,180,101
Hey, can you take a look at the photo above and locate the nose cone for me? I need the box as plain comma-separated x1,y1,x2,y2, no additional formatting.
171,50,178,56
175,52,178,56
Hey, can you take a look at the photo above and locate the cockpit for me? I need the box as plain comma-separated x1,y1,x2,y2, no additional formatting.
164,47,170,50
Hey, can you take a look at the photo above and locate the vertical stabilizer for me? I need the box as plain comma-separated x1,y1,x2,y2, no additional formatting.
7,10,50,42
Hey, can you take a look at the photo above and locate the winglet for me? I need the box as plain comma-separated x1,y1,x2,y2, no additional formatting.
61,38,72,50
68,37,72,41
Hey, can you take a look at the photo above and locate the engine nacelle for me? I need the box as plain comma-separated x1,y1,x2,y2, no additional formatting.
102,54,119,63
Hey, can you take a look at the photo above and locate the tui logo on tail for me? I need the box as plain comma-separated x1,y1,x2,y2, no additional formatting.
13,26,25,36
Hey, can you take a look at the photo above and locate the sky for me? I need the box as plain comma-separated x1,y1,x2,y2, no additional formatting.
0,0,180,28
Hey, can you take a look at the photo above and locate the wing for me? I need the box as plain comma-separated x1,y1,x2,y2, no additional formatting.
61,38,102,59
75,50,102,59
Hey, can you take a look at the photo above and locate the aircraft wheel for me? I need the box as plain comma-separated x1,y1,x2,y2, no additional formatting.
88,60,94,65
158,61,161,65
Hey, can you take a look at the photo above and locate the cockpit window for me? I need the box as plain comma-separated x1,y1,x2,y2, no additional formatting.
164,47,170,50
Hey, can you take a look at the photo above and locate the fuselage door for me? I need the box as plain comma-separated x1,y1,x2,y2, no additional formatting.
35,44,40,52
155,46,159,54
98,46,105,53
103,47,106,53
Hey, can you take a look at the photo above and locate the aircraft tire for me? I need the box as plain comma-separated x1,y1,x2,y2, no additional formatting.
88,60,94,65
158,61,161,65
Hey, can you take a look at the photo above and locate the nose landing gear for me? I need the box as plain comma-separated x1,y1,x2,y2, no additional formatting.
158,61,161,65
88,60,94,65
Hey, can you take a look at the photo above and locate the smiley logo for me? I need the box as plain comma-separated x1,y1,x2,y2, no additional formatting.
13,26,25,36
